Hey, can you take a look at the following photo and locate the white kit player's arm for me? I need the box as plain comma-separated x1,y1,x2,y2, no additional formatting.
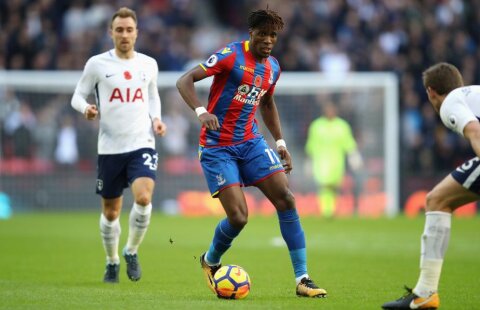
463,121,480,157
71,59,98,116
148,63,166,136
439,94,477,137
148,65,161,121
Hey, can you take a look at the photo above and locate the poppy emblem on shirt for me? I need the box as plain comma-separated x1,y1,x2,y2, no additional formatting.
254,75,262,88
124,71,132,80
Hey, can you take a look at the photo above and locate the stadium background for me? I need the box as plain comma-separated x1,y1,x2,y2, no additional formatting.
1,0,480,217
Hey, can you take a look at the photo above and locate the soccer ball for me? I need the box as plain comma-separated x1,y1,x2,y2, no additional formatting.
213,264,251,299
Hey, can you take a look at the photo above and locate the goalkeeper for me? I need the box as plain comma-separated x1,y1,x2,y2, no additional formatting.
305,101,363,217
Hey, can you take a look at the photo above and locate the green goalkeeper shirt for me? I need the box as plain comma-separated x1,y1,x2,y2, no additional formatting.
305,116,357,185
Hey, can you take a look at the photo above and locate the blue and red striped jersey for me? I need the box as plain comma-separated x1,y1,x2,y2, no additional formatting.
199,40,281,147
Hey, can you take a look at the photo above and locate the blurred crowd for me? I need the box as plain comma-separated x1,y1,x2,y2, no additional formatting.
1,0,480,177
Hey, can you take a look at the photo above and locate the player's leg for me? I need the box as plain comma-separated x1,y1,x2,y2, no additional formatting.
200,186,247,293
207,186,248,264
198,145,246,292
125,177,154,254
382,173,480,309
318,184,337,218
256,173,326,298
415,175,478,296
240,137,325,297
121,176,154,281
100,196,123,283
315,166,343,218
96,153,126,283
123,148,158,281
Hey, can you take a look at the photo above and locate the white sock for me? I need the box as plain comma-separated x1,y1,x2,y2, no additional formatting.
295,273,309,285
413,211,451,298
125,202,152,255
100,213,121,265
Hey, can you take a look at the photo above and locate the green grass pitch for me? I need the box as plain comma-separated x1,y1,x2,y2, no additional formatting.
0,212,479,309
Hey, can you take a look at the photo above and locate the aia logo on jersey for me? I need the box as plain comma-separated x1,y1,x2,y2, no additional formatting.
109,88,144,103
254,75,262,88
124,71,132,80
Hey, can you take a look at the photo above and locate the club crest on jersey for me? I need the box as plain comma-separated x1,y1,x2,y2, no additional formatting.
139,71,146,82
216,174,226,186
96,179,103,191
268,70,274,84
124,71,132,80
237,84,250,95
205,55,218,67
254,75,263,87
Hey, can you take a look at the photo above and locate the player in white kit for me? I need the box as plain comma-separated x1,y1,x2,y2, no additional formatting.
383,63,480,309
71,7,167,283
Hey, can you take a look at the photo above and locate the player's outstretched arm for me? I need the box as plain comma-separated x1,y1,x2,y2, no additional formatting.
463,120,480,157
176,66,219,130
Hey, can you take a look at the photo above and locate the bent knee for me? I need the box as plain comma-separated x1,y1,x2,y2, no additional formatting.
229,213,248,229
103,209,120,221
425,190,451,212
274,188,296,211
135,193,152,206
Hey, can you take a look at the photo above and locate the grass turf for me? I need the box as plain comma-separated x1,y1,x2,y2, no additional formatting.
0,213,479,309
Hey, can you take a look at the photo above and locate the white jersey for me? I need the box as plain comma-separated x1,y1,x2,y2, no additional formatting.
440,86,480,137
71,49,161,154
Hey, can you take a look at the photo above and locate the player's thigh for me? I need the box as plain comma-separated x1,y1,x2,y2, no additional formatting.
131,177,155,205
199,146,241,198
256,172,294,211
126,148,158,205
429,174,480,211
218,186,249,224
96,153,129,199
239,138,284,186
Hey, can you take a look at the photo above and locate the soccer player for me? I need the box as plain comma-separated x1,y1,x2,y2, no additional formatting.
305,100,363,217
382,62,479,309
176,8,327,298
71,7,167,283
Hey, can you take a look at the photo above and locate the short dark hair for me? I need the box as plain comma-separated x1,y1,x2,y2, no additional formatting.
422,62,464,95
110,7,137,29
247,9,284,31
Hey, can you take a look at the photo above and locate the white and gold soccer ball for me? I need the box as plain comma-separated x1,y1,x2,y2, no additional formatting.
213,265,251,299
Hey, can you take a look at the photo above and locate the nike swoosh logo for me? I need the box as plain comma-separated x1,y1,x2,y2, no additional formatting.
105,74,115,78
409,297,433,309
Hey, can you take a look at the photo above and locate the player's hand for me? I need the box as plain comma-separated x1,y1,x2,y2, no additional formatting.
198,113,220,131
84,104,98,120
277,146,293,174
153,118,167,136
